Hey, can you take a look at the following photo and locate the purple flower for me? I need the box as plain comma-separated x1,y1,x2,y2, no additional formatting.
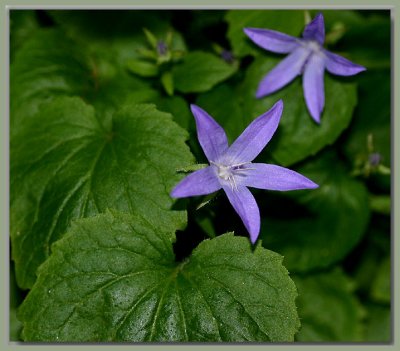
170,100,318,243
244,13,366,123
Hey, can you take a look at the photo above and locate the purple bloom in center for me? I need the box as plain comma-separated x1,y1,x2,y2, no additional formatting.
171,100,318,243
244,13,366,123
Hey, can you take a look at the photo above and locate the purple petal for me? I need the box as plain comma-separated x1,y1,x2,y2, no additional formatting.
303,53,326,123
241,163,319,190
243,27,300,54
170,166,221,198
324,50,366,76
190,105,229,162
256,46,310,98
302,13,325,45
223,185,260,244
223,100,283,164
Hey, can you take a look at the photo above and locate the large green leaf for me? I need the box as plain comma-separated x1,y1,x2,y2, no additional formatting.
260,151,370,273
172,51,238,93
18,211,300,342
10,98,193,289
240,56,358,166
10,29,93,128
225,10,305,58
293,268,365,341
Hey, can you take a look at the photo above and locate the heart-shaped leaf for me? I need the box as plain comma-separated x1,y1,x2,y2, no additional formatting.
11,98,193,289
18,211,300,342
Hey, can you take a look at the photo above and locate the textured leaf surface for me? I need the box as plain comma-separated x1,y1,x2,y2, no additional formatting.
10,98,193,289
225,10,305,57
293,268,365,341
10,29,93,127
240,56,358,166
260,151,370,272
173,51,238,93
19,212,300,342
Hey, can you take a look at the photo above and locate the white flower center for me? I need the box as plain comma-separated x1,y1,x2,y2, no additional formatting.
217,164,232,181
211,161,255,191
304,40,323,55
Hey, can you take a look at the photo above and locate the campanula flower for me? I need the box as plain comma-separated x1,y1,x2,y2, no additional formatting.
244,13,366,123
171,100,318,243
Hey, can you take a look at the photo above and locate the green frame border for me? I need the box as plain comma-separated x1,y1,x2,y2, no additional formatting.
2,1,398,350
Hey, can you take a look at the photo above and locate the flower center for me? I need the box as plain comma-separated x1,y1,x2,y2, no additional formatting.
305,40,322,55
211,161,255,190
217,164,232,181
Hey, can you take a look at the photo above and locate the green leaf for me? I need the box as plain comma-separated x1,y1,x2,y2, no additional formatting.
370,256,391,304
160,70,174,96
225,10,305,58
10,98,193,289
10,29,93,127
10,10,39,62
143,27,158,49
19,211,300,342
173,51,238,93
293,268,365,342
260,151,370,273
126,59,159,77
240,56,358,166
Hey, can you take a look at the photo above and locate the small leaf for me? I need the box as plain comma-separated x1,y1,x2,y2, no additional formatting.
293,268,365,342
126,59,159,77
11,98,194,289
143,27,158,49
19,211,300,342
173,51,237,93
161,70,174,96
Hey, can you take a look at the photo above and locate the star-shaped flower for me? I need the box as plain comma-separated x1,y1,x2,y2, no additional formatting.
244,13,366,123
170,100,318,243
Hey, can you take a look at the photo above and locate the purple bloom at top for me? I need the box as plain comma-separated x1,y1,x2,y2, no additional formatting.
244,13,366,123
170,100,318,244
